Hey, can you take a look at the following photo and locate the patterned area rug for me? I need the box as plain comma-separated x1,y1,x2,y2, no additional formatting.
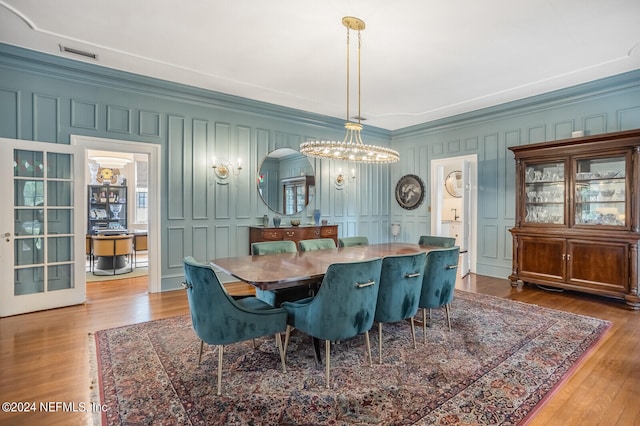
92,291,610,425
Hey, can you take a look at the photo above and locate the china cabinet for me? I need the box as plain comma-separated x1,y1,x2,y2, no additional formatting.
249,224,338,254
87,185,127,234
509,129,640,309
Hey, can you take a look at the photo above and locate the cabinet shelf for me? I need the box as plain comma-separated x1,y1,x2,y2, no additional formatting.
509,129,640,310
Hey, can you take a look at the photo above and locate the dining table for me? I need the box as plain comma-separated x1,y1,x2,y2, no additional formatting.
210,243,439,292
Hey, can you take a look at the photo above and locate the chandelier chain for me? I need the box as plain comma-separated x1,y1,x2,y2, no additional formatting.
299,16,400,164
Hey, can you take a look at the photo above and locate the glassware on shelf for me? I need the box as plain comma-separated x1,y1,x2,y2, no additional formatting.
109,204,122,219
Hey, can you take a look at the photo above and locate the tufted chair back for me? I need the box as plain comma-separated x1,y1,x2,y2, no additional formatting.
418,247,460,340
251,240,297,255
298,238,337,251
417,235,456,248
338,236,369,247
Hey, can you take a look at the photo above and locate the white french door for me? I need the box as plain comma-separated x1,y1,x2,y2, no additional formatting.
0,138,85,317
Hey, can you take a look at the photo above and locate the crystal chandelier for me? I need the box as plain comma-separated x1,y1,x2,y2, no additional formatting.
300,17,399,164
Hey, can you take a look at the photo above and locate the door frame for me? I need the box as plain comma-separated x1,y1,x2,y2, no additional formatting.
71,135,161,293
430,154,477,276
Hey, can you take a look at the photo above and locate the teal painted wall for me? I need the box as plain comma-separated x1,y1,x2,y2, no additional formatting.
0,44,393,290
1,43,639,287
391,72,640,278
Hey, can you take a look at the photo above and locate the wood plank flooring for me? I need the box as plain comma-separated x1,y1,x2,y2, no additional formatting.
0,274,638,425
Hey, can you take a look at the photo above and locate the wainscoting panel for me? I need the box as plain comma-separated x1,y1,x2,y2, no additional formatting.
481,133,499,220
139,110,161,137
167,115,185,220
192,119,208,220
0,88,19,139
583,114,607,135
106,105,131,134
33,93,59,143
192,225,209,262
167,226,185,269
70,99,98,130
619,106,640,130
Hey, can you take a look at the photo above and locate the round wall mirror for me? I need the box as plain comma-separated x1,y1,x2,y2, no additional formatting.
258,148,315,215
445,170,463,198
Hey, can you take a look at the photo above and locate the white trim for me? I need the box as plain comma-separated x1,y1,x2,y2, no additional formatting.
71,135,161,293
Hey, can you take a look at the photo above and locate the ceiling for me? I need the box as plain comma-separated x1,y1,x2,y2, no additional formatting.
1,0,639,130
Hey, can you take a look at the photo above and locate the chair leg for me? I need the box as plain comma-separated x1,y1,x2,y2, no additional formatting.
275,332,286,373
284,325,292,357
198,340,205,365
325,339,331,389
364,330,372,367
410,317,417,349
445,304,452,332
378,323,383,364
423,308,427,344
217,344,224,396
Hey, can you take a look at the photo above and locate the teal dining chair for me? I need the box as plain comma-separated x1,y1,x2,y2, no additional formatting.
374,252,427,363
181,256,287,395
418,235,456,248
418,247,460,343
250,240,307,306
298,238,337,251
338,236,369,247
282,258,383,388
251,240,297,255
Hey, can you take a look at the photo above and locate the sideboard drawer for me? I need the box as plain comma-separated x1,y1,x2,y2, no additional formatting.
320,226,337,237
261,230,284,241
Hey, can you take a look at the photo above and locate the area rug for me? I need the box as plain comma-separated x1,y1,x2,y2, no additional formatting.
91,291,610,425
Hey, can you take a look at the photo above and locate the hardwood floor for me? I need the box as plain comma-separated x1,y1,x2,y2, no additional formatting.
0,274,638,425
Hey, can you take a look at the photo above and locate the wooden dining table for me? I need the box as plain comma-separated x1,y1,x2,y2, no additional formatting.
210,243,439,291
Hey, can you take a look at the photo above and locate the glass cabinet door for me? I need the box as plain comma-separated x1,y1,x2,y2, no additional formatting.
524,161,565,224
295,184,305,213
574,156,626,226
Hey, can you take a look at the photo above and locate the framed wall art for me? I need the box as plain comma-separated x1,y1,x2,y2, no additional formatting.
395,174,425,210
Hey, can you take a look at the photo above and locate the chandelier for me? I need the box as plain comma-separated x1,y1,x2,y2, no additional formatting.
300,17,399,164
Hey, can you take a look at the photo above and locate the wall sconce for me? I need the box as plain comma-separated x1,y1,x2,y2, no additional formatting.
212,157,242,184
335,168,356,190
391,223,401,242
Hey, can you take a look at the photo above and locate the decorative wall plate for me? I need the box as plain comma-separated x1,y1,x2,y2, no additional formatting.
395,174,425,210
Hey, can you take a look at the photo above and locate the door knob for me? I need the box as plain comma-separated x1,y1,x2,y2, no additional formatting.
4,232,11,242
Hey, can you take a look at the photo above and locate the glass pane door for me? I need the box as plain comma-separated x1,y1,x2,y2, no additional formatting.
574,156,626,226
1,140,85,317
524,161,565,224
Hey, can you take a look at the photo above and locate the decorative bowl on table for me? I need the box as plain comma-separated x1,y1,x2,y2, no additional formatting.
290,219,301,226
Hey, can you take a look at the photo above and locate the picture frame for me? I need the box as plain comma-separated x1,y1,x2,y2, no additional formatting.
395,174,425,210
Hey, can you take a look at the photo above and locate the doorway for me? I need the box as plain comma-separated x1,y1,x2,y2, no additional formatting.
430,154,477,277
71,135,161,293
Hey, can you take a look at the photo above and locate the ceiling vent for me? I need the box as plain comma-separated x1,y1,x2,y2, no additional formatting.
59,45,98,60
